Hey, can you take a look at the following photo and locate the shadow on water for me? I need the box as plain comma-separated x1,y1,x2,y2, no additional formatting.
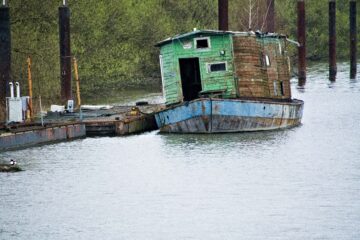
157,127,301,166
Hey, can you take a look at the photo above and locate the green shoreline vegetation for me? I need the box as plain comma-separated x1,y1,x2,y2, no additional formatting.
10,0,359,103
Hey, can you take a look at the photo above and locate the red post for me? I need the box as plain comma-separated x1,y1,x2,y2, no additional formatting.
218,0,228,31
297,0,306,86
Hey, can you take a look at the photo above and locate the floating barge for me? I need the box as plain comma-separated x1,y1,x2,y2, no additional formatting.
0,123,85,151
0,104,160,151
154,30,304,133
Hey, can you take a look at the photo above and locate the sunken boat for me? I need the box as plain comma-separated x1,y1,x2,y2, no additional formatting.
154,30,304,133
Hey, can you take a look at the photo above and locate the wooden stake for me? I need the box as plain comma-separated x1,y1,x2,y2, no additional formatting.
329,0,337,81
73,57,81,108
266,0,275,32
297,0,306,86
350,0,357,79
218,0,228,31
27,56,33,118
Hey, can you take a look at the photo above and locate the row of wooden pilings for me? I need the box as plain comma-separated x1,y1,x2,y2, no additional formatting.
298,0,357,84
219,0,358,86
0,0,72,122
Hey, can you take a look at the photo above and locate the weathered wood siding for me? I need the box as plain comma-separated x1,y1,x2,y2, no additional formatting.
160,43,182,104
160,34,236,105
233,35,291,100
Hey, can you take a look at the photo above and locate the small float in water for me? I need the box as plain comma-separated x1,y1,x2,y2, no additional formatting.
154,30,304,133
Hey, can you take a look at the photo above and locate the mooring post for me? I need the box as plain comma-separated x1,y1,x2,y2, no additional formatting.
218,0,228,31
266,0,275,32
59,1,72,104
329,0,337,81
350,0,357,79
0,0,11,121
297,0,306,86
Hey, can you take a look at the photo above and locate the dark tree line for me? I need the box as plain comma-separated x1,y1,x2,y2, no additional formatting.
8,0,359,102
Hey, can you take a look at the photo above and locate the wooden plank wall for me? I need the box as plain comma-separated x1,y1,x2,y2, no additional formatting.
160,43,182,105
233,36,291,100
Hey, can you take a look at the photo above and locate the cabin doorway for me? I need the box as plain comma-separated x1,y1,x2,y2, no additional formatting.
179,58,202,101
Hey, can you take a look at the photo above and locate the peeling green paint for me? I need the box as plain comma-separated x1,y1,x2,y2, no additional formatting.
158,31,287,105
159,32,236,105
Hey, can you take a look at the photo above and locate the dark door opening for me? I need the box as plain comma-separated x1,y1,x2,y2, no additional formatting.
179,58,202,101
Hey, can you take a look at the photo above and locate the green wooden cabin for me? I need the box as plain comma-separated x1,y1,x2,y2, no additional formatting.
156,30,292,106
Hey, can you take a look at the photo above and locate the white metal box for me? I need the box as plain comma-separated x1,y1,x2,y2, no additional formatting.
6,98,23,123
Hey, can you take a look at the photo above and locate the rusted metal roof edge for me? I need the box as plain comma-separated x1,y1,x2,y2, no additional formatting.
155,30,287,47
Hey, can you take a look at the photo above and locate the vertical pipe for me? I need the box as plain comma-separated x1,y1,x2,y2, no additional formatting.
218,0,228,31
0,2,11,121
15,82,20,98
9,82,13,98
297,0,306,86
350,0,357,79
329,0,337,81
59,3,72,103
73,57,81,108
266,0,275,32
27,56,33,118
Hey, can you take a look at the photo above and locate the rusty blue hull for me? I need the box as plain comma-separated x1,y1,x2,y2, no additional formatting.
155,98,304,133
0,124,86,151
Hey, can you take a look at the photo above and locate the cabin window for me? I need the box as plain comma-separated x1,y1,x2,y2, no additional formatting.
195,37,210,49
265,55,271,66
260,53,271,67
273,81,278,96
280,81,285,96
207,62,227,73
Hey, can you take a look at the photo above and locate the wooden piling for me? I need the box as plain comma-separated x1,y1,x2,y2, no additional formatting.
266,0,275,32
0,2,11,121
218,0,228,31
297,0,306,86
329,0,337,81
59,2,72,103
350,0,357,79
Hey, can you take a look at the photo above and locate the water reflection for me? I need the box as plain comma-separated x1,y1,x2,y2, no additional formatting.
160,129,291,149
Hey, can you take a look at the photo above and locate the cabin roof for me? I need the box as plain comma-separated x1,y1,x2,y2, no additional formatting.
155,30,287,47
155,30,231,47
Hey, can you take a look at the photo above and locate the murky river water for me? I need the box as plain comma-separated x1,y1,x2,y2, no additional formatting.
1,63,360,239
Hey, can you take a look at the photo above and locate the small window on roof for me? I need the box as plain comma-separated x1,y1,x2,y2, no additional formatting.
195,37,210,49
208,62,227,72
